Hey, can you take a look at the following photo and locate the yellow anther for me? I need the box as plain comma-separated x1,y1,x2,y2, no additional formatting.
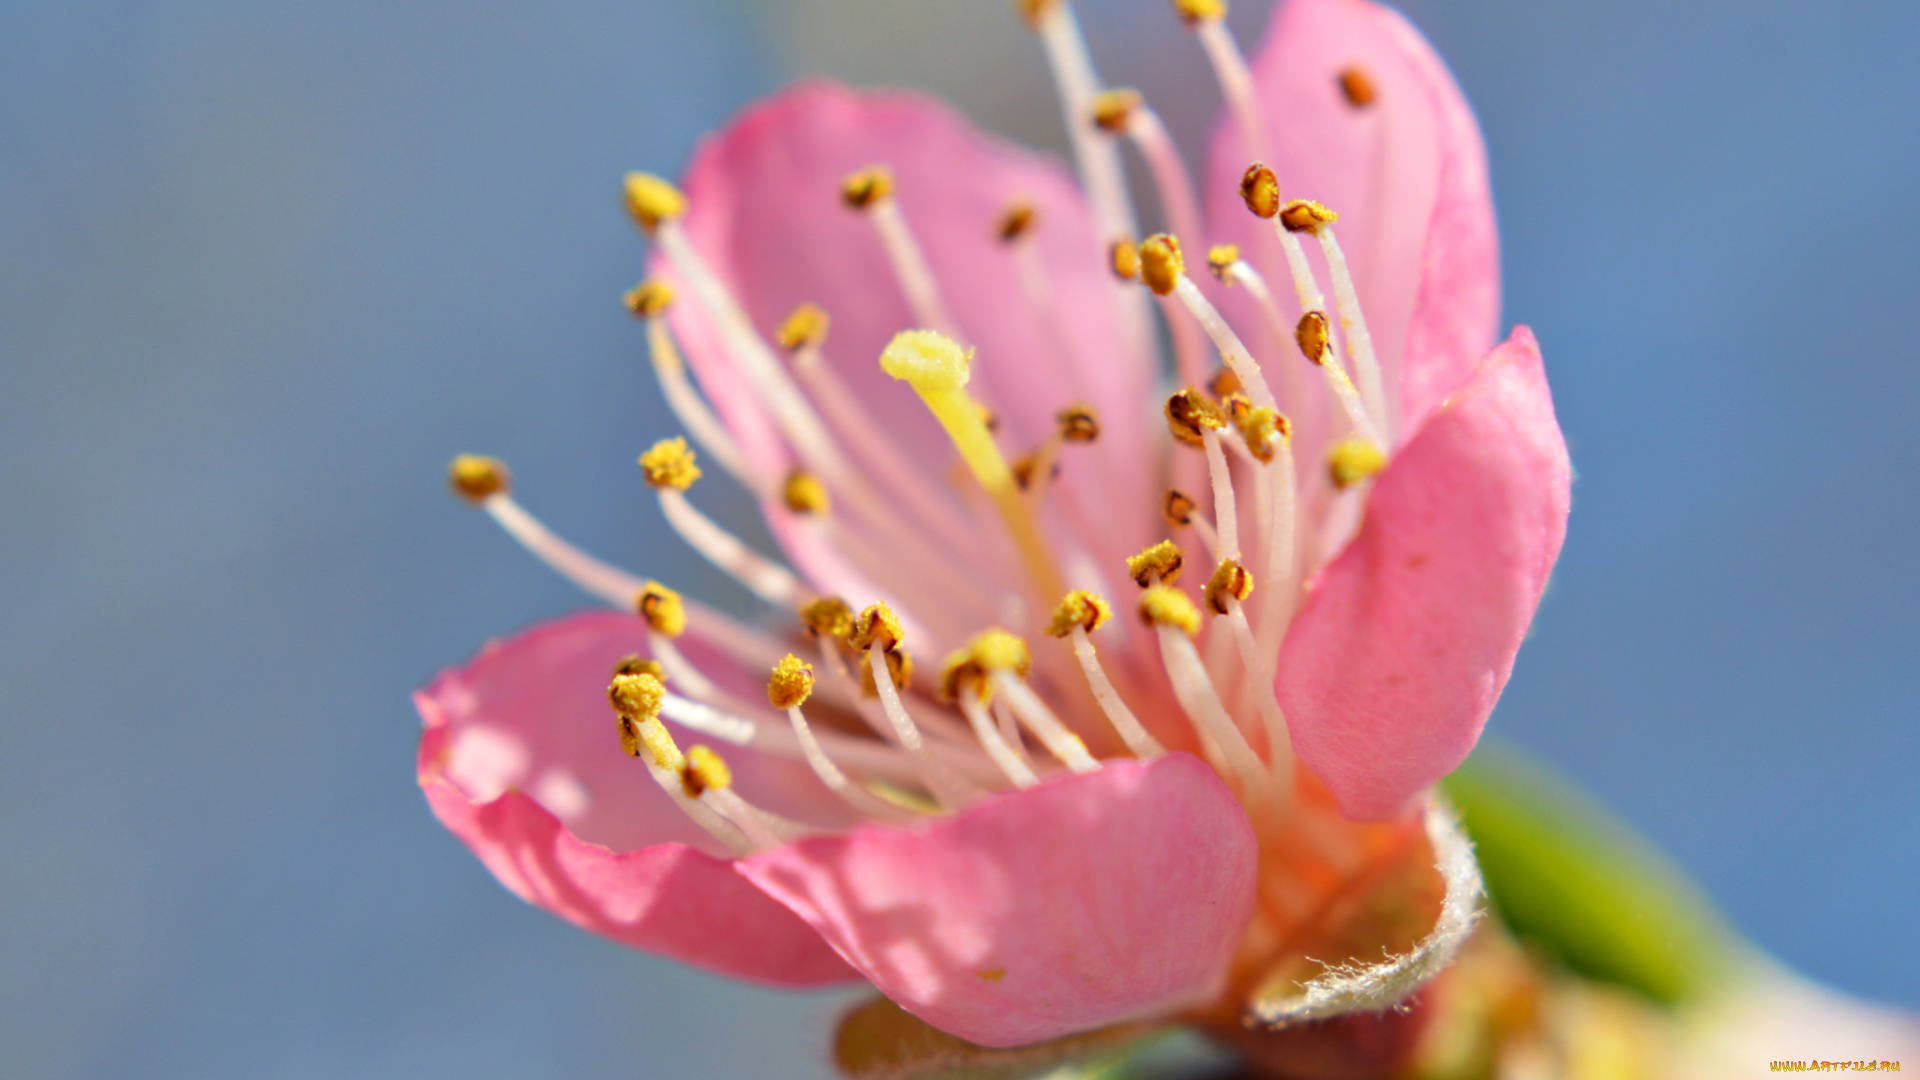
1010,451,1056,492
1128,539,1186,587
1015,0,1062,30
623,172,687,235
968,629,1032,676
681,744,733,797
1138,233,1184,297
1046,590,1113,637
840,165,895,210
623,279,674,318
1162,488,1198,527
1209,368,1243,398
635,581,688,638
938,649,992,705
1172,0,1227,24
858,647,913,697
1328,438,1389,490
1240,162,1281,219
781,470,831,516
448,455,510,503
1139,584,1202,635
775,303,830,352
1279,199,1340,236
1204,558,1256,615
880,329,971,393
1222,391,1253,425
800,596,855,641
1207,245,1241,282
613,654,665,680
768,654,815,710
995,200,1038,242
1109,238,1142,282
1091,88,1142,134
1338,66,1379,108
1166,387,1227,447
1295,311,1334,367
608,671,666,721
1056,403,1100,443
639,437,701,490
847,602,905,653
1239,406,1290,465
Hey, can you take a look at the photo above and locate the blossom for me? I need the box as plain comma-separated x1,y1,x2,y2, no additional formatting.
419,0,1571,1068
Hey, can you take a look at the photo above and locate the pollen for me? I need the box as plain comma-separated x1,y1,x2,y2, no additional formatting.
1109,238,1142,282
1328,437,1389,490
1139,584,1202,635
1204,558,1255,614
613,654,665,680
1166,388,1227,447
1279,199,1339,235
995,199,1038,242
775,303,830,351
1209,368,1243,398
1240,163,1281,219
800,596,855,641
781,469,831,516
1338,66,1378,108
1056,404,1100,443
847,602,905,652
1171,0,1227,24
623,279,674,318
1207,244,1241,282
448,455,510,503
623,172,687,234
608,670,666,721
681,744,733,797
1295,311,1333,366
1138,233,1184,297
618,710,683,773
859,647,914,697
1162,488,1197,527
967,629,1032,676
1128,539,1186,587
636,581,688,637
1240,406,1290,464
1091,88,1142,133
639,437,702,490
767,653,815,710
880,330,972,393
840,166,895,210
1046,590,1112,637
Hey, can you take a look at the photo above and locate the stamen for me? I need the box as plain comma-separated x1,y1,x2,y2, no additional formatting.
969,629,1100,774
449,454,510,503
1135,233,1210,388
1167,389,1241,562
941,653,1040,788
1174,1,1271,166
1207,573,1295,803
682,745,789,851
610,671,754,855
849,602,981,807
843,166,959,336
770,655,911,820
1338,66,1379,109
1144,234,1285,415
632,289,762,491
1327,437,1388,490
1297,212,1392,446
1296,312,1386,449
622,172,688,236
1109,237,1142,282
1046,592,1165,757
642,439,807,608
1020,0,1138,247
1140,585,1272,798
1127,539,1185,587
781,470,831,516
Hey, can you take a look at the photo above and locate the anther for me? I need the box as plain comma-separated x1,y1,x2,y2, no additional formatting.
609,670,667,721
994,200,1038,242
846,602,905,653
858,647,913,697
1138,233,1184,297
1162,489,1197,527
1239,406,1290,465
967,629,1033,677
1046,591,1112,637
840,166,895,210
623,279,674,318
800,596,855,641
1015,0,1062,30
623,172,687,235
767,654,815,710
781,470,831,516
639,437,702,490
1010,452,1058,492
636,581,688,638
1166,387,1227,447
1091,88,1142,134
1295,311,1333,366
1338,66,1378,108
1240,163,1281,219
680,744,733,798
1207,244,1241,282
978,402,1001,432
1209,368,1243,398
1171,0,1227,24
614,654,665,680
938,650,993,705
1109,237,1142,282
1328,437,1388,490
1128,539,1186,587
448,455,510,503
1139,584,1202,635
1056,404,1099,443
775,303,830,352
1279,199,1339,236
1222,391,1252,425
1204,558,1255,615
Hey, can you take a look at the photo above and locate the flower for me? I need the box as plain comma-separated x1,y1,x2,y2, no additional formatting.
419,0,1571,1068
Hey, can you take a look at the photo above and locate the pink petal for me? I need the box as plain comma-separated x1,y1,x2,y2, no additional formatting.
1276,328,1571,820
417,610,857,985
1204,0,1500,439
736,754,1258,1048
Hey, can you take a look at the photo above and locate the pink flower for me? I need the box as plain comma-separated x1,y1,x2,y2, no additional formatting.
420,0,1570,1064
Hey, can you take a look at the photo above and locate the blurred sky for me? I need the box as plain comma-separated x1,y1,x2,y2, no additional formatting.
2,0,1915,1077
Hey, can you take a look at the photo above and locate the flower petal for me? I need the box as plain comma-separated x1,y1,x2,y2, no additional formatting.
1204,0,1499,439
417,610,857,985
1276,328,1571,820
736,753,1258,1048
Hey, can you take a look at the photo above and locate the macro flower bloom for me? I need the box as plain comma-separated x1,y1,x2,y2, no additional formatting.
420,0,1573,1070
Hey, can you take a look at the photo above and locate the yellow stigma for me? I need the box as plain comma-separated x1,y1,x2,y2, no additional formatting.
1128,539,1186,587
938,650,991,705
1239,406,1290,465
613,654,665,680
623,172,687,235
1240,163,1281,219
767,654,815,710
847,601,905,653
840,165,895,210
1328,438,1389,490
859,647,913,697
967,629,1032,676
995,200,1038,242
1140,585,1202,635
1295,311,1333,366
1046,590,1112,637
781,470,831,516
1056,404,1100,443
1162,488,1197,527
1279,199,1340,235
1172,0,1227,24
448,455,510,503
775,303,830,352
1091,88,1142,133
623,279,674,318
1209,368,1243,398
1204,558,1255,615
1207,245,1241,282
609,671,666,721
1138,233,1184,297
880,330,971,392
800,596,855,641
1109,237,1142,282
681,744,733,797
639,437,701,490
1338,66,1379,108
635,582,688,638
1166,388,1227,447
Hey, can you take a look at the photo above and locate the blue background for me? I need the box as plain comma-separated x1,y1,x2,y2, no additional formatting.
2,0,1914,1076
